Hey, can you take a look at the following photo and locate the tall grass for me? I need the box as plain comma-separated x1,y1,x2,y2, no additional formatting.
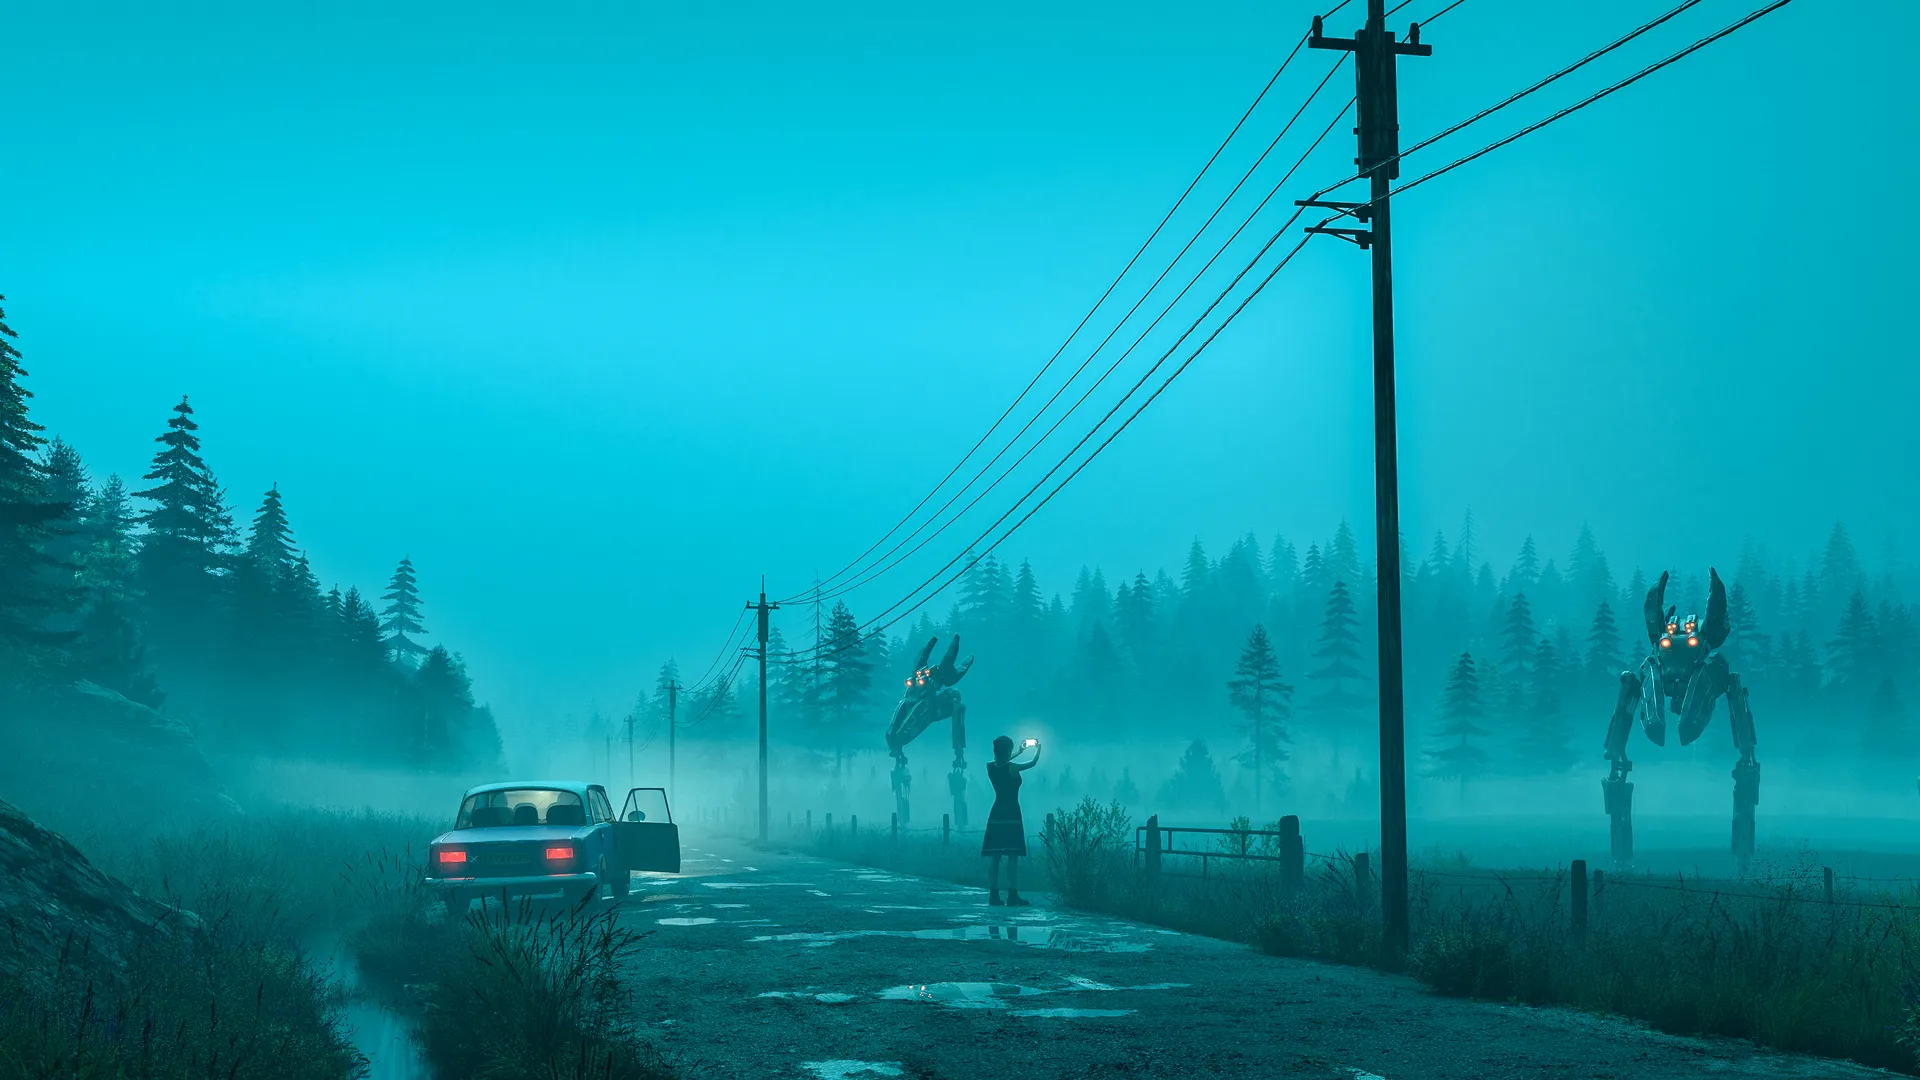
352,855,675,1079
0,810,388,1080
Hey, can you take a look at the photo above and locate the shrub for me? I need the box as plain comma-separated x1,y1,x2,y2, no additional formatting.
1041,798,1134,909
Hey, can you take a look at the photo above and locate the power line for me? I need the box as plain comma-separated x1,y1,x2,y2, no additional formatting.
776,32,1324,607
846,232,1322,645
1309,0,1707,206
1313,0,1799,232
791,184,1330,656
802,69,1355,609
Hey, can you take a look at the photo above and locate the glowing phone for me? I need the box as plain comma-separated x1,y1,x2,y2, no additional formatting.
1023,738,1038,747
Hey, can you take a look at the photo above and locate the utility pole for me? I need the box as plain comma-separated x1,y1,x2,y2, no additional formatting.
747,583,780,842
1306,0,1430,955
625,707,634,793
667,680,679,808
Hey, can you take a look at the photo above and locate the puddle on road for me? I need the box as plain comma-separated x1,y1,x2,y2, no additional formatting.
701,882,770,889
747,924,1151,952
712,903,749,908
640,893,688,903
801,1063,903,1079
878,982,1048,1007
808,890,832,897
657,917,717,926
758,991,858,1004
871,977,1184,1010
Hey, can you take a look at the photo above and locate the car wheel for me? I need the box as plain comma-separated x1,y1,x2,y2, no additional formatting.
609,860,631,899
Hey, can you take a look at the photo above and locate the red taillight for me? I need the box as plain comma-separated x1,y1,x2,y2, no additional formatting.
437,849,468,864
544,846,575,862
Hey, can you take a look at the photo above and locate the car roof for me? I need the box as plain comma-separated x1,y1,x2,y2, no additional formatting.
461,780,601,798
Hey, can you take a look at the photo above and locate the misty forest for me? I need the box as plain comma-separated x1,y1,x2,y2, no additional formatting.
3,1,1915,1078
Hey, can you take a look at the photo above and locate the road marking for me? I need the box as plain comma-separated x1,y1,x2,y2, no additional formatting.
658,917,717,926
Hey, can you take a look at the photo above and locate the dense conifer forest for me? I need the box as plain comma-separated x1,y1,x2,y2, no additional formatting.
0,297,503,768
677,511,1916,804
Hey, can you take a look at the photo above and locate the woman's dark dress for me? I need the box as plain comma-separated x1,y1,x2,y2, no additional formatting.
981,760,1027,857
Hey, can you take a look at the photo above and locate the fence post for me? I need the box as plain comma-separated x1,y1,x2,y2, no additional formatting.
1591,867,1605,922
1045,811,1055,838
1354,852,1371,914
825,812,832,837
1145,815,1162,882
942,813,950,848
1825,867,1835,905
1280,815,1302,896
807,809,812,833
851,814,858,837
892,812,898,841
1571,860,1589,938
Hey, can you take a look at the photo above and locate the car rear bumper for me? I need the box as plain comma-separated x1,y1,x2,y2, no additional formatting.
425,872,598,894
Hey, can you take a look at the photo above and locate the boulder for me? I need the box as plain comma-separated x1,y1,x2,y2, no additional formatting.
0,796,190,979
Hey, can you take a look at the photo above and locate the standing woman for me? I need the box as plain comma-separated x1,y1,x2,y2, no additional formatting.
982,734,1041,906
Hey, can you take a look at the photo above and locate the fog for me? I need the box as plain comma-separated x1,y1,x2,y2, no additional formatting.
3,0,1916,880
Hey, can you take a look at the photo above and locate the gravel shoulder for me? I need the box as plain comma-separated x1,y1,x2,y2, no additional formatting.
620,836,1892,1080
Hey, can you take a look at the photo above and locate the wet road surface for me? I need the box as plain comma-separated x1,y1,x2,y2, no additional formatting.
621,837,1890,1080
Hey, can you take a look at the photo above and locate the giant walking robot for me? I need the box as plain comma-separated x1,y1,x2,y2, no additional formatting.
884,635,973,828
1603,568,1759,864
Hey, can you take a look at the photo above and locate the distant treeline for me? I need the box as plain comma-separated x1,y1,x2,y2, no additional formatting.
644,515,1914,804
0,296,502,768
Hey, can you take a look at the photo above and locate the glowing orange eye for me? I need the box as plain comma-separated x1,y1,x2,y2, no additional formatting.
1660,638,1671,648
1687,636,1698,646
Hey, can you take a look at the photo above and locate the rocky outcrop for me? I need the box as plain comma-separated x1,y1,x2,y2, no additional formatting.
0,680,239,827
0,796,190,979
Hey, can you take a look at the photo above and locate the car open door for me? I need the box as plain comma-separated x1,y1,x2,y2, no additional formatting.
614,787,680,874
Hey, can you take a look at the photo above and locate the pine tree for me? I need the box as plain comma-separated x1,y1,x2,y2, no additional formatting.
821,601,873,768
1501,592,1537,679
414,644,477,762
1822,521,1864,602
1508,536,1541,596
1514,636,1577,772
1182,540,1211,601
1829,588,1879,692
1309,579,1368,724
1425,652,1490,790
1328,520,1362,587
1157,739,1226,816
1586,599,1621,681
1227,625,1292,812
133,396,233,650
0,297,77,660
1113,768,1142,806
1725,580,1765,673
1567,523,1615,613
38,437,90,580
380,556,429,665
1115,570,1156,664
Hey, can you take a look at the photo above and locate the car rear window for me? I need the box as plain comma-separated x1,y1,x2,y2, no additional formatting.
456,789,586,828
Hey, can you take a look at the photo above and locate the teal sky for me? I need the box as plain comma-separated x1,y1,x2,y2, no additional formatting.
5,0,1912,749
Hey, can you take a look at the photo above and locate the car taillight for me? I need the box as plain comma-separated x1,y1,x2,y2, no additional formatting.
436,849,468,865
545,846,575,862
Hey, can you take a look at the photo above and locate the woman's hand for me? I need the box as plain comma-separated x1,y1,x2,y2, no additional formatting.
1017,740,1042,770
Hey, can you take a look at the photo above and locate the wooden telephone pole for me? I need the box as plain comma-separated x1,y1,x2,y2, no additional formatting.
747,584,780,842
1306,0,1430,955
667,680,679,807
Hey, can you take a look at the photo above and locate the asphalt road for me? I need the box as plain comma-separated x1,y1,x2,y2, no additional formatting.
619,836,1891,1080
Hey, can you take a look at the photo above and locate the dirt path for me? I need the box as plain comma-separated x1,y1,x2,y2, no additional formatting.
619,836,1891,1080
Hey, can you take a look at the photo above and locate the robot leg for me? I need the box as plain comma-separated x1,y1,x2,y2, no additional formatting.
1603,671,1641,863
1728,673,1759,861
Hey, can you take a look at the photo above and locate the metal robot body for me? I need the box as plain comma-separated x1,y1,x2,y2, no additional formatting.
1601,568,1759,864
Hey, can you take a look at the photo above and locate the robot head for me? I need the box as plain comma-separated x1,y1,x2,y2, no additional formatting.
1644,568,1732,660
1656,612,1705,665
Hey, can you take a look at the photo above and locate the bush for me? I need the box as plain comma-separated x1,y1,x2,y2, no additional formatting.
1041,798,1134,908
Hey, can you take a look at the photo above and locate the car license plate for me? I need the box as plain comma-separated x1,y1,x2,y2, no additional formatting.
472,849,522,865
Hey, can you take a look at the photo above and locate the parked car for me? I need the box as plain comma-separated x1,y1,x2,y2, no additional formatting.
424,781,680,910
